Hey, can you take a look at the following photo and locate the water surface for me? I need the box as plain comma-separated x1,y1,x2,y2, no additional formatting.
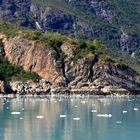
0,96,140,140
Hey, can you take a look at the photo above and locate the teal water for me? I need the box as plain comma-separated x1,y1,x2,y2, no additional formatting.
0,96,140,140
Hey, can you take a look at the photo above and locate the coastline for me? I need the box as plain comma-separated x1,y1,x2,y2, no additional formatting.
1,79,140,96
0,87,140,97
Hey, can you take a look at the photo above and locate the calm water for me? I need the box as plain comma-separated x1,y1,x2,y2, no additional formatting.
0,96,140,140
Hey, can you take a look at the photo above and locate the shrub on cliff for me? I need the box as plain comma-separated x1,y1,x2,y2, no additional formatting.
0,59,41,82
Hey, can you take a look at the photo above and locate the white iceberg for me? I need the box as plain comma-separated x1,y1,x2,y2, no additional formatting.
91,110,97,113
116,121,122,124
36,116,44,119
81,101,86,104
122,110,127,113
11,112,21,115
19,117,24,120
73,118,80,120
60,115,67,118
134,108,138,111
97,114,112,118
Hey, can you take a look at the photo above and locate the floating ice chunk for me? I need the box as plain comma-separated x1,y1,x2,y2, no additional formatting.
123,110,127,113
75,105,78,108
36,116,44,119
97,114,112,118
116,121,122,124
76,95,81,98
22,108,25,111
81,101,86,104
6,107,9,109
73,118,80,120
134,108,138,111
60,115,67,118
91,110,97,113
11,112,21,115
19,117,24,120
98,99,104,102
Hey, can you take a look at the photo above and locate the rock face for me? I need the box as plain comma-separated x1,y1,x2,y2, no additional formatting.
0,0,34,28
30,5,73,31
0,33,140,94
0,0,73,31
0,80,13,93
0,33,66,87
61,43,140,93
0,79,52,95
10,79,51,95
89,0,113,23
68,0,113,23
120,31,140,55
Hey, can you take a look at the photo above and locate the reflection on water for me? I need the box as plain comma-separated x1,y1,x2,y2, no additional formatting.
0,96,140,140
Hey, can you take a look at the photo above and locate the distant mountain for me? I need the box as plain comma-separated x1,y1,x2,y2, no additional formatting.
0,0,140,72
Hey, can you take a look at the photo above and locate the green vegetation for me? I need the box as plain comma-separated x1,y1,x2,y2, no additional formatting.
0,58,41,82
0,18,115,63
0,19,139,74
32,0,140,35
31,0,140,73
0,20,20,37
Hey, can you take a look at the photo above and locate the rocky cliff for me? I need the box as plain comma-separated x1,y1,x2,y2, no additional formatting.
0,0,140,56
0,32,140,95
0,33,66,87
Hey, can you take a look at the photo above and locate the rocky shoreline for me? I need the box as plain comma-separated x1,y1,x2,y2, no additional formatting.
0,79,140,96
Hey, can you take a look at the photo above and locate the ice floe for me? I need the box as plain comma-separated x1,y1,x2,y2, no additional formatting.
60,115,67,118
134,108,138,111
81,101,86,104
19,117,24,120
97,114,112,118
73,118,80,120
122,110,127,113
91,110,97,113
11,112,21,115
36,116,44,119
116,121,122,124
